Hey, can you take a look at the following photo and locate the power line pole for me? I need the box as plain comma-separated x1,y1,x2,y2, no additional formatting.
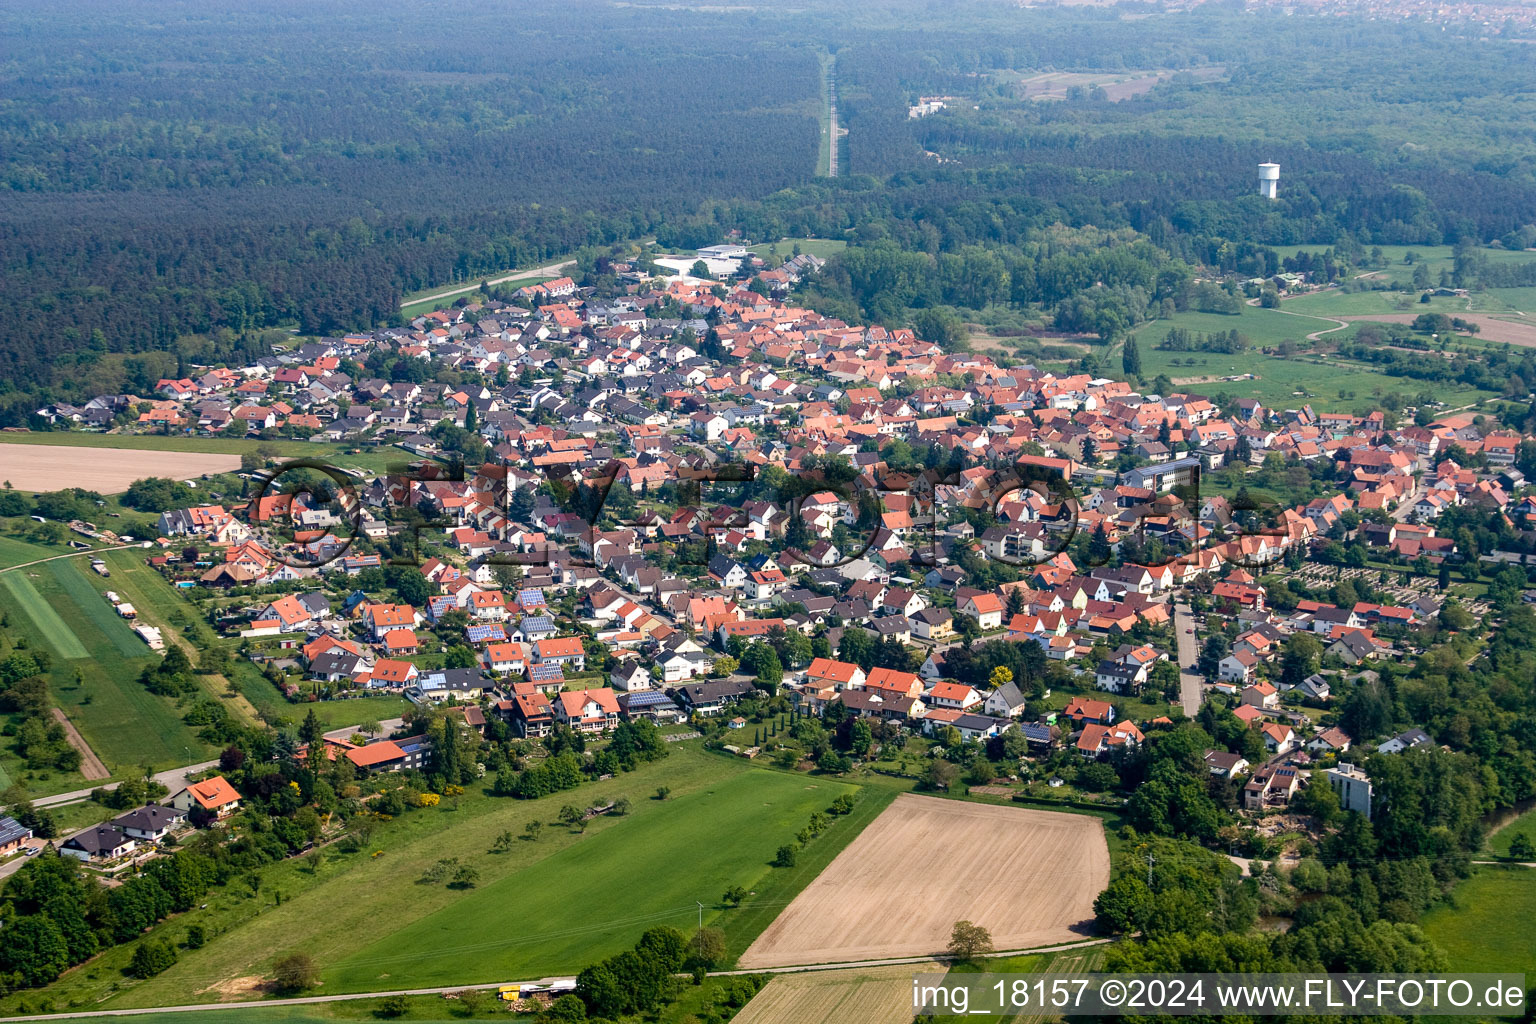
1147,851,1156,889
696,901,704,931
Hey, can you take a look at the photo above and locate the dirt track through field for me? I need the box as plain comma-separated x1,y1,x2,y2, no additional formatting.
738,794,1108,968
0,443,242,494
51,707,109,779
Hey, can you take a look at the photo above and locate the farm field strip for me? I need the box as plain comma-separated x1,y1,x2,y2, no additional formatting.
0,559,213,777
1,570,89,658
0,442,242,494
739,794,1108,968
52,557,147,659
732,960,946,1024
103,550,263,725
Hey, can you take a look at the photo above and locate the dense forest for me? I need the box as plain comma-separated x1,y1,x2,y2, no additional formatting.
4,0,1536,424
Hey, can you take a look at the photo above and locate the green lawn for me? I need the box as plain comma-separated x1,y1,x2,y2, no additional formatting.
325,767,861,992
227,655,412,732
0,558,214,779
1486,804,1536,859
1420,867,1536,973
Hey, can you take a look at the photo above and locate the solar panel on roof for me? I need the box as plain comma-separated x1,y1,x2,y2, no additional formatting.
529,663,563,681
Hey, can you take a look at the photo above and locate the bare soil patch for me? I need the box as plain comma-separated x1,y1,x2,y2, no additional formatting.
738,794,1108,968
200,974,269,1000
0,444,242,494
51,707,108,780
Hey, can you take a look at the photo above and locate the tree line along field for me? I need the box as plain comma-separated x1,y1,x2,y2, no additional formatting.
70,748,864,1012
0,557,216,789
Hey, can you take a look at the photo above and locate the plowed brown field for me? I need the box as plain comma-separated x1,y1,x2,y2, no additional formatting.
1,444,241,494
738,794,1108,968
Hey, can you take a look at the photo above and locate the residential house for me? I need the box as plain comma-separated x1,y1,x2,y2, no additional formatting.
112,804,185,842
61,825,137,863
556,688,622,733
169,776,242,820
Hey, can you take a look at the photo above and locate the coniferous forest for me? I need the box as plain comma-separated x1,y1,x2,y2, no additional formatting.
2,0,1535,423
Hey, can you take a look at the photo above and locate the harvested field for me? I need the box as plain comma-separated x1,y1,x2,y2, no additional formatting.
1340,313,1536,347
0,443,241,494
732,960,944,1024
738,794,1108,968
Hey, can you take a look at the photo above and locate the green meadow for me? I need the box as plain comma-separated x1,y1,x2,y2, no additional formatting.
0,558,214,780
1420,867,1536,974
73,747,874,1013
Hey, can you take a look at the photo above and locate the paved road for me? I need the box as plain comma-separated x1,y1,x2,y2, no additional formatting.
1390,485,1422,523
29,760,220,809
1172,601,1203,717
825,56,842,177
0,939,1111,1021
401,259,577,311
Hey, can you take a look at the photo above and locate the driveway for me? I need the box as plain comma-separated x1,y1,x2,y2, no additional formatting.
1173,601,1204,717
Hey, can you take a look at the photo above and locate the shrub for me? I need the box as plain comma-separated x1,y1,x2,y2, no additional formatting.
129,938,178,979
270,952,319,993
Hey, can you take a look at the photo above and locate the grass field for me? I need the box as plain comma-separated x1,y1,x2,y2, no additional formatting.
1272,244,1536,284
1420,867,1536,973
101,549,262,726
71,747,857,1012
327,767,861,992
1,571,89,659
1129,306,1341,349
1126,324,1495,412
0,533,71,569
0,558,214,779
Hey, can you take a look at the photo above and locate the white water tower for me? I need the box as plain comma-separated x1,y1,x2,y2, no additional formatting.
1258,162,1280,200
